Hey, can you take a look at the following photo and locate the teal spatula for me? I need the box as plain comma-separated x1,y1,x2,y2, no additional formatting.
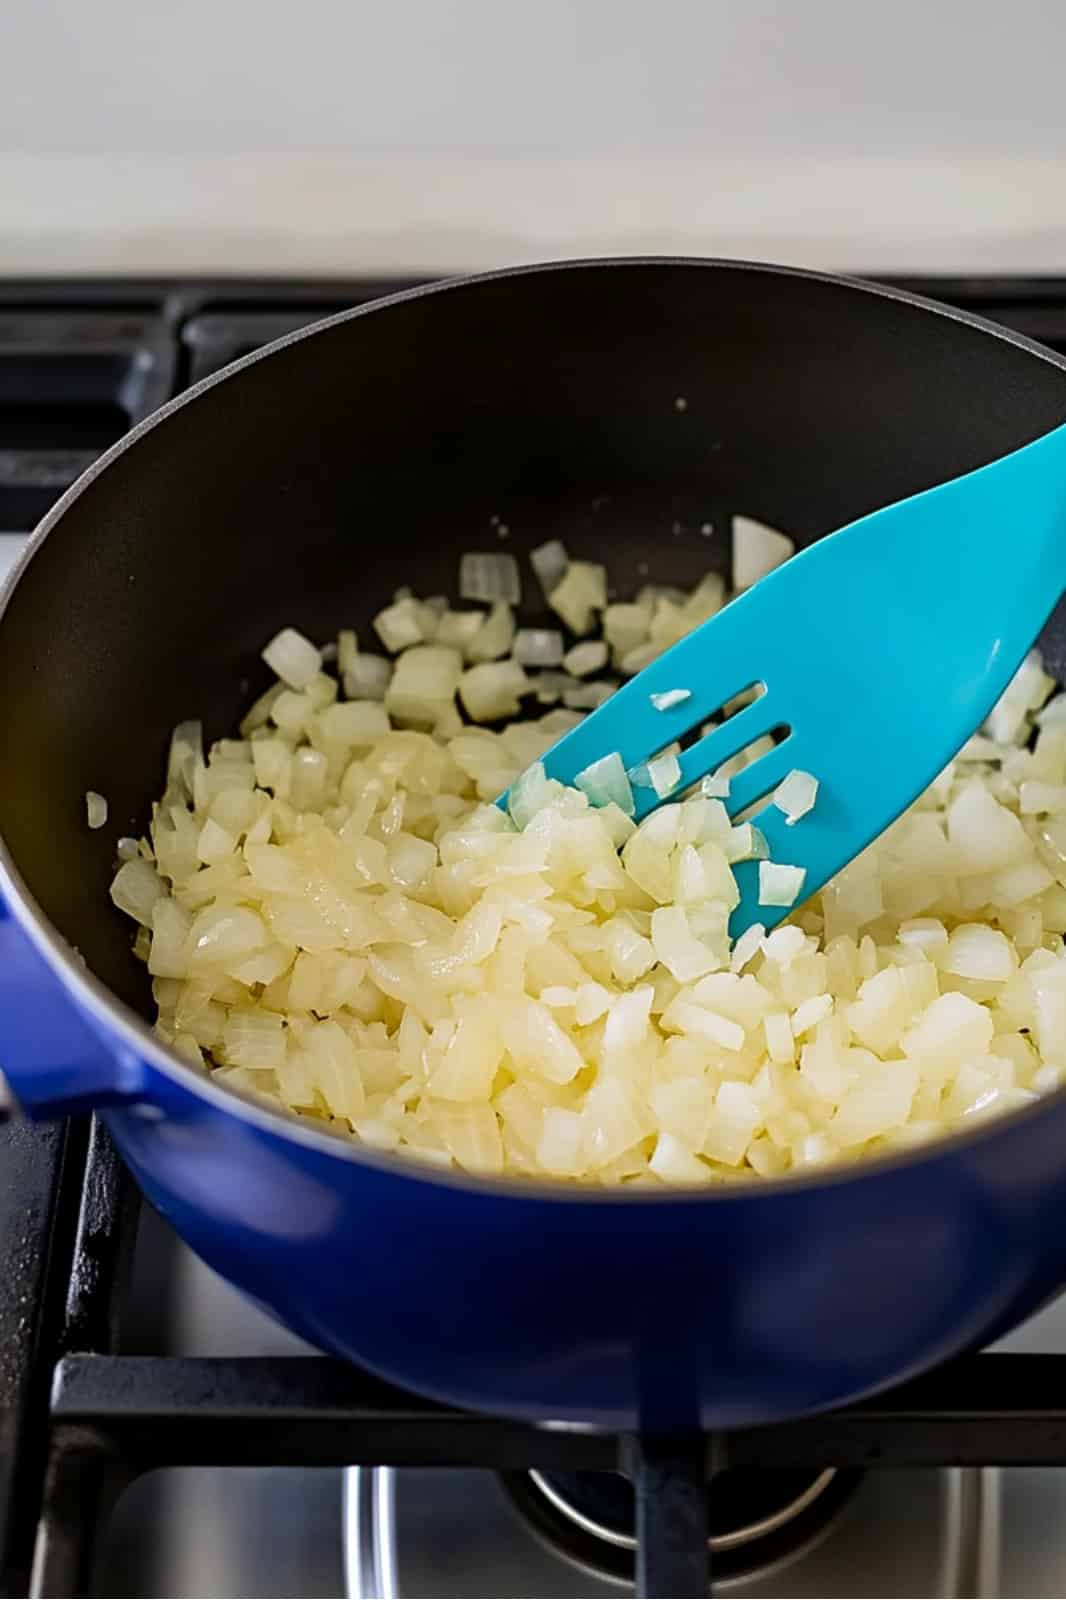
529,423,1066,939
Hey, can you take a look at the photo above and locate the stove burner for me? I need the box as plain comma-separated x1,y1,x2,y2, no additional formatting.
505,1464,859,1583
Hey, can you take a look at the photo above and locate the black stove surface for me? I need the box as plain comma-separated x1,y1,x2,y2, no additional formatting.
6,273,1066,1600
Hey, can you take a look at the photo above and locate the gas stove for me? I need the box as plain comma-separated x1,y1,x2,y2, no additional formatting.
7,275,1066,1600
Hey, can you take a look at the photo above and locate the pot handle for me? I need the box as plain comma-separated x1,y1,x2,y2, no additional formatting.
0,899,145,1119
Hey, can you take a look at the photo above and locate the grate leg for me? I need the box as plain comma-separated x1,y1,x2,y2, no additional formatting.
630,1432,709,1598
30,1428,131,1600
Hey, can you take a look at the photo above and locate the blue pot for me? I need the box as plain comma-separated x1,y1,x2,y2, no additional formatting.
3,259,1066,1429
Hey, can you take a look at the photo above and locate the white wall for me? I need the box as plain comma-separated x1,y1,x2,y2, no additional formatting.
1,0,1064,274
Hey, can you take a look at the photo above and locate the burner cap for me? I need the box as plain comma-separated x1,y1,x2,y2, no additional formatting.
505,1464,858,1584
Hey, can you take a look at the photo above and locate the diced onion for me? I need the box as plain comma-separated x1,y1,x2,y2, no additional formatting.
373,598,428,653
111,858,165,925
730,922,765,972
620,642,661,677
563,680,615,711
650,688,692,712
549,562,608,635
435,610,484,651
530,671,574,705
530,539,569,599
732,516,795,590
459,552,521,605
513,628,565,667
651,906,720,980
261,627,322,690
466,603,516,664
563,640,609,677
85,790,108,829
385,645,463,727
459,661,530,722
758,861,807,907
1020,781,1066,814
700,770,731,799
604,603,651,663
343,653,392,702
337,630,359,675
773,769,819,825
647,752,681,798
575,752,636,816
508,761,560,829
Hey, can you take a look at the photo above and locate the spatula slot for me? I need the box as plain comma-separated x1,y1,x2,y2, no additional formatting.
646,680,767,761
724,728,798,819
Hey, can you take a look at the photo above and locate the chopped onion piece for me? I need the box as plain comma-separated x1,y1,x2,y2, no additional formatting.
683,574,726,625
648,752,682,798
575,752,636,816
650,688,692,712
725,823,769,863
603,603,651,662
385,645,462,728
459,661,530,722
620,642,661,677
459,552,521,605
762,925,808,965
983,648,1054,744
337,629,359,676
261,626,322,690
167,719,203,795
943,923,1017,981
897,918,949,953
530,671,574,705
730,922,765,972
732,516,795,590
513,628,565,667
650,1132,709,1185
435,610,485,651
321,701,392,749
343,652,392,702
957,734,1003,763
530,539,569,599
758,861,807,907
85,790,108,830
651,906,720,981
631,752,682,798
111,858,165,925
1020,781,1066,815
466,602,516,664
509,761,560,829
549,562,608,635
563,640,608,677
773,769,819,825
562,680,615,711
373,598,428,654
700,770,731,799
792,994,833,1036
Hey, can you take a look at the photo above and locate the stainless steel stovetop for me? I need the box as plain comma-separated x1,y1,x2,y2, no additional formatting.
94,1213,1066,1598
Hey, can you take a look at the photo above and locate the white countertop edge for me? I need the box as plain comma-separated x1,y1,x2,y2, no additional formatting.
2,152,1065,276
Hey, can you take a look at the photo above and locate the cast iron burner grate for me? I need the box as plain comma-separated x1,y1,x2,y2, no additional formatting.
7,275,1066,1600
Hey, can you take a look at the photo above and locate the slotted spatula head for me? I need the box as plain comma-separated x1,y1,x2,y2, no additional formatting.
531,420,1066,939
